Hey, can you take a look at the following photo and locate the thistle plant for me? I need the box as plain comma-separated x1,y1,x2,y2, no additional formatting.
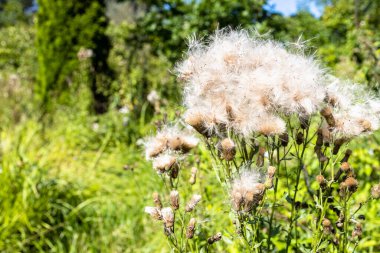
144,29,380,252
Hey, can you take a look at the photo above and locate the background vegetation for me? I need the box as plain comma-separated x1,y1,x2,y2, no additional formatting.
0,0,379,252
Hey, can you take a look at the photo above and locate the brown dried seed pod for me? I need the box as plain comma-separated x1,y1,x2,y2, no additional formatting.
333,138,347,155
340,149,352,163
321,107,336,128
316,129,324,147
345,177,358,192
279,132,289,147
299,115,310,129
185,112,210,137
316,175,327,189
186,218,196,239
170,164,179,179
256,147,265,167
207,232,222,244
153,192,162,209
296,131,304,145
170,190,179,210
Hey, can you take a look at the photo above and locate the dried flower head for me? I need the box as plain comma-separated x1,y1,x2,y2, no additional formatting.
345,177,358,192
352,222,363,238
170,190,180,210
145,125,199,160
322,218,332,234
207,232,222,244
153,192,162,209
231,170,265,212
189,167,197,185
186,218,197,239
316,175,327,189
144,206,162,221
371,184,380,199
185,194,202,212
161,207,175,235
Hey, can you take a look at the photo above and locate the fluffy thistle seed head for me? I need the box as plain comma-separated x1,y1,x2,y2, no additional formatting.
152,155,177,173
231,170,265,212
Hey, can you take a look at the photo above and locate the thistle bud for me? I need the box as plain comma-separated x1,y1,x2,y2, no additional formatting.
218,138,236,161
296,131,304,145
170,190,180,210
321,107,336,128
265,166,276,189
340,177,358,196
189,167,197,185
316,175,327,189
299,115,310,129
153,192,162,209
316,129,324,147
340,149,352,163
345,177,358,192
333,138,347,155
144,207,162,221
186,218,196,239
322,218,332,235
207,232,222,244
371,184,380,199
185,194,202,212
334,162,351,181
279,132,289,147
161,207,175,235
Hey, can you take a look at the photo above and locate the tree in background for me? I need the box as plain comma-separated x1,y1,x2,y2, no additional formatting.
36,0,112,114
318,0,380,88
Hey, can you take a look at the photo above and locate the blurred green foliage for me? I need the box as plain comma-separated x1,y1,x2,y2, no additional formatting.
0,0,379,251
36,0,112,113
